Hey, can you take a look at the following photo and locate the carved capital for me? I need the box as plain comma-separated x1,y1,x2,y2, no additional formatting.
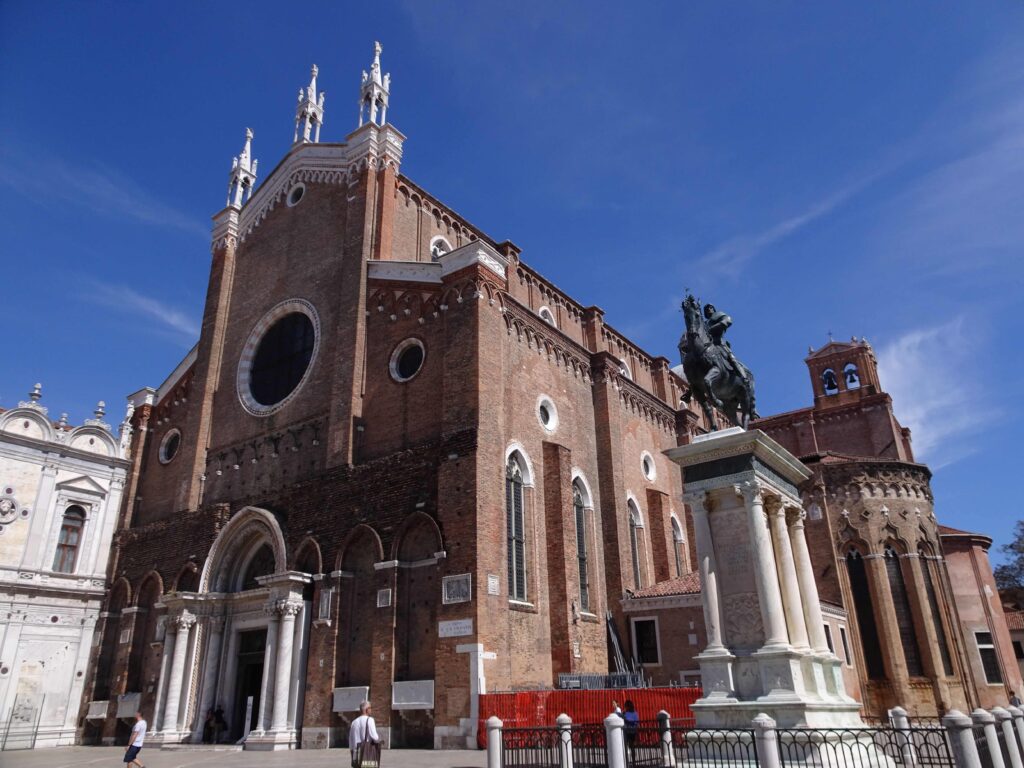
170,612,196,632
786,506,807,528
683,490,712,513
763,495,785,517
736,480,764,506
274,598,303,618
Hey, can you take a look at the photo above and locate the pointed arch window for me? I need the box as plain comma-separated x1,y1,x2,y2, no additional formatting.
845,549,885,680
574,483,590,612
506,455,527,602
884,545,924,677
628,500,644,589
919,544,953,676
671,516,685,578
52,505,86,574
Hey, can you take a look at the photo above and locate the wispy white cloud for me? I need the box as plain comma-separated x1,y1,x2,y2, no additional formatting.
696,176,874,277
0,147,208,238
876,317,997,469
85,283,200,342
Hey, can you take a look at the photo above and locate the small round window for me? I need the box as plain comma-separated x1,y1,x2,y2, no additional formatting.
641,451,656,481
237,299,321,416
287,183,305,207
537,395,558,432
390,339,425,382
159,429,182,464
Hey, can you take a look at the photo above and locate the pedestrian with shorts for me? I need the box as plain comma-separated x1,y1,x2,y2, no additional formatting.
124,710,146,767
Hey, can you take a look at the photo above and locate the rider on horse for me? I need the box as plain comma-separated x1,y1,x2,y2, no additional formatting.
702,303,754,391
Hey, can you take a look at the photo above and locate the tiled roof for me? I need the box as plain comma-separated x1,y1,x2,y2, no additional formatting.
939,524,979,537
629,571,702,599
1005,611,1024,631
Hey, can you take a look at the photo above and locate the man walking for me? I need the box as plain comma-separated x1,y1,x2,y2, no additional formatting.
124,710,147,767
349,700,380,768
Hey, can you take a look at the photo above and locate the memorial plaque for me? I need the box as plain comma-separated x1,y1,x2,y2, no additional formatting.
438,618,473,637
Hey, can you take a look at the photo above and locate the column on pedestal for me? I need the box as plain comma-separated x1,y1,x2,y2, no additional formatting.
766,496,810,651
739,482,789,649
196,615,226,734
686,491,726,652
786,507,830,655
151,625,175,731
161,612,196,733
256,609,280,732
271,599,303,733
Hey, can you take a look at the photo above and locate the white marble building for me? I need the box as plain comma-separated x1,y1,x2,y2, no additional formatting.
0,385,130,748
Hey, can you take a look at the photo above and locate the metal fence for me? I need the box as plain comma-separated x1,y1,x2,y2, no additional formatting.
501,726,566,768
571,724,610,768
776,726,955,768
558,673,648,690
673,727,759,768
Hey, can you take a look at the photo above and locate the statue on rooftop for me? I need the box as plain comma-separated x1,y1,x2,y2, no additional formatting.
679,293,758,430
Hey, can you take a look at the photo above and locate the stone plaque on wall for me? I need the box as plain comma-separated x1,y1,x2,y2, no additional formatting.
392,679,434,710
442,573,471,604
332,686,370,713
116,692,141,718
438,618,473,638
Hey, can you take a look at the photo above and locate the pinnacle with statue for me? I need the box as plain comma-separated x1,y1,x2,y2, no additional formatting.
679,292,758,430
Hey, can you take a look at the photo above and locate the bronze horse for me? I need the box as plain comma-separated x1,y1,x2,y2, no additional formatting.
679,295,757,430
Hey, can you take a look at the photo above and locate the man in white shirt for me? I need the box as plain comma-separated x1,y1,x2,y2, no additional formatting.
123,710,147,767
349,700,380,767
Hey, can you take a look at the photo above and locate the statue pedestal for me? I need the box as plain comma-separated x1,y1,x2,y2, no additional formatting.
666,428,861,728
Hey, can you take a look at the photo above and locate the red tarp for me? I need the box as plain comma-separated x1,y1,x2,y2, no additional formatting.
477,687,702,748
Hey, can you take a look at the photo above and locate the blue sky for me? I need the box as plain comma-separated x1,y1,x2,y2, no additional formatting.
1,2,1021,562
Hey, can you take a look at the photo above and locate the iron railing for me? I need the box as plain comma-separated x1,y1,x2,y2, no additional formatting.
673,727,759,768
501,726,565,768
776,726,955,768
570,724,609,768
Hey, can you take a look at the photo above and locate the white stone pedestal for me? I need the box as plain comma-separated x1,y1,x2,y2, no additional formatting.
665,428,861,729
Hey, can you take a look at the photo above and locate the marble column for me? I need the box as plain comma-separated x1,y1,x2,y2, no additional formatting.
161,612,196,733
196,616,225,735
685,492,726,651
270,599,302,732
766,497,809,651
739,482,789,649
256,611,279,732
787,508,830,655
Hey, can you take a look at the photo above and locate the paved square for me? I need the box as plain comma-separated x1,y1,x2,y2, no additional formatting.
0,746,488,768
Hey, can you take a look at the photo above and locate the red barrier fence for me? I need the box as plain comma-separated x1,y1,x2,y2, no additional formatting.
476,687,702,748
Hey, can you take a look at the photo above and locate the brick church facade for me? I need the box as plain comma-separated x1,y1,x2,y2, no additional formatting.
78,44,1019,750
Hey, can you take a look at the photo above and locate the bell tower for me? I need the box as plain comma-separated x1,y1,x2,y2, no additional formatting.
805,337,882,408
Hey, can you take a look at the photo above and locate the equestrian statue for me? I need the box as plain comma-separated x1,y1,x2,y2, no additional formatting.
679,293,758,430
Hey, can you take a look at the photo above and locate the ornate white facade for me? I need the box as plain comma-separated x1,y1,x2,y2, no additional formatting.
0,385,130,748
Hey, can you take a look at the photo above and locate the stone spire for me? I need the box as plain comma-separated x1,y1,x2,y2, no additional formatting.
294,64,326,144
358,41,391,127
227,128,258,208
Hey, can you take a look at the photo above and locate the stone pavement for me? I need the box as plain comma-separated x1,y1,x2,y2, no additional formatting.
0,745,488,768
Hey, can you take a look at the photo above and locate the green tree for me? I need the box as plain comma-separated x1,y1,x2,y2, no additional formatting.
994,520,1024,591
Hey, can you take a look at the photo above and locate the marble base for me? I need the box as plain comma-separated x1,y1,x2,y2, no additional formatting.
243,728,297,750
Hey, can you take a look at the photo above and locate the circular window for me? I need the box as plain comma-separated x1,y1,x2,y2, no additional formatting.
537,395,558,432
641,451,656,482
237,299,321,416
390,339,426,382
287,183,305,207
159,429,182,465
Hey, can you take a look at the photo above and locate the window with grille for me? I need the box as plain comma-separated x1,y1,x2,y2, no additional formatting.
628,502,643,589
846,549,885,679
52,505,85,573
920,548,954,676
506,455,527,602
884,545,924,676
573,484,590,612
976,632,1004,684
